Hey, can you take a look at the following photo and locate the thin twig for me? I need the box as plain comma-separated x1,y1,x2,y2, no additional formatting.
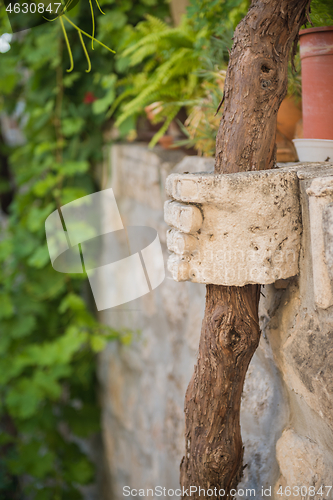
214,93,225,116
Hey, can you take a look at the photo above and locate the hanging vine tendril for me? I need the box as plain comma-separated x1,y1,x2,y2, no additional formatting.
59,16,74,72
88,0,95,50
44,0,115,73
78,31,92,72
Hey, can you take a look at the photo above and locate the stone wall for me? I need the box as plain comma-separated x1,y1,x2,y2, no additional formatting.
264,167,333,499
97,144,333,500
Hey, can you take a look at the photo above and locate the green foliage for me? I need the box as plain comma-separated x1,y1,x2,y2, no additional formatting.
108,0,250,149
0,0,167,497
310,0,333,27
108,0,331,156
175,71,225,157
186,0,250,35
111,14,207,146
287,52,302,102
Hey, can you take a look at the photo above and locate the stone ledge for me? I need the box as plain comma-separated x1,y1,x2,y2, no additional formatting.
164,163,333,287
165,167,302,286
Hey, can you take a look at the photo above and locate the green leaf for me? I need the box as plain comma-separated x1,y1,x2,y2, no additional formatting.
27,245,50,269
90,334,107,352
64,455,94,485
4,315,37,339
6,378,44,419
25,268,66,300
92,88,116,114
56,160,89,177
92,74,117,114
13,228,38,258
0,333,11,354
59,187,89,206
26,203,56,233
117,115,136,138
33,174,62,197
62,117,85,137
8,440,55,479
0,238,13,262
0,56,19,94
0,293,14,319
59,293,86,313
63,72,81,88
20,326,88,368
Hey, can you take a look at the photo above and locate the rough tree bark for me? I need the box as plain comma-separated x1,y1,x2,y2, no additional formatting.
180,1,311,498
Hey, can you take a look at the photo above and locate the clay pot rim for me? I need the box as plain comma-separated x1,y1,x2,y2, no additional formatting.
293,138,333,144
299,26,333,36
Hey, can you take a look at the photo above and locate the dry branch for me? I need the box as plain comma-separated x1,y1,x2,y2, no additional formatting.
180,1,311,497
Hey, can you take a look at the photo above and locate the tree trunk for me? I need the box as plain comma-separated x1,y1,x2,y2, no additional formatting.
180,1,311,497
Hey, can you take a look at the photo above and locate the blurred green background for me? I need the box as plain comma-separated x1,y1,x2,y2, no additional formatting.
0,0,332,497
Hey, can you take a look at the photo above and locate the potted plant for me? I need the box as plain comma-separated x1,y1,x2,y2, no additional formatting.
293,0,333,161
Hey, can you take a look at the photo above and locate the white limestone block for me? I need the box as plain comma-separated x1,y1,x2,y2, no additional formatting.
165,168,302,286
167,253,190,282
166,229,198,255
307,176,333,309
164,200,203,234
323,203,333,282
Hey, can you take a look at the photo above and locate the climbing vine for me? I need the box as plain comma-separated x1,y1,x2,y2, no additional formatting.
0,0,168,497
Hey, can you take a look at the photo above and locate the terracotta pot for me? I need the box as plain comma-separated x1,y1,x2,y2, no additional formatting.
277,96,302,141
158,135,174,149
299,26,333,140
276,96,302,162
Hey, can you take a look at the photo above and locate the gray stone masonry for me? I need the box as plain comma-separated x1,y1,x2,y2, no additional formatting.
98,144,333,500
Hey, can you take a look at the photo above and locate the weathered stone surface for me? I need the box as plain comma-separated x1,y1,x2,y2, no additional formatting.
98,148,287,499
260,166,333,498
275,429,333,500
323,203,333,282
164,200,203,234
172,155,214,174
282,312,333,428
98,147,206,499
307,176,333,309
109,143,185,210
165,169,302,286
97,148,333,500
236,342,288,497
166,229,198,255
